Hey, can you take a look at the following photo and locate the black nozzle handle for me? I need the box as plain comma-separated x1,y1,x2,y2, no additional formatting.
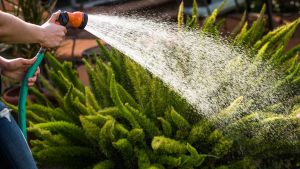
57,11,69,26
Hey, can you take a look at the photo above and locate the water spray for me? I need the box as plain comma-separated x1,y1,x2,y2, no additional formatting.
18,11,88,140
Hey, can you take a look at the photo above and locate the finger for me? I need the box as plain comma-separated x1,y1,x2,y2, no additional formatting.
56,38,63,46
28,82,35,87
22,57,37,66
59,31,65,37
34,67,40,76
28,78,36,86
23,65,30,72
61,26,67,34
49,10,61,23
10,58,23,68
58,25,67,34
28,76,37,83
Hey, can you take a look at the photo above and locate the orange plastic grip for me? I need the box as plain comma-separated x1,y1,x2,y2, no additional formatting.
67,12,84,28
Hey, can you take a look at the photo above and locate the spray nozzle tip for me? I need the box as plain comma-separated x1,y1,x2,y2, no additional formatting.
79,13,88,29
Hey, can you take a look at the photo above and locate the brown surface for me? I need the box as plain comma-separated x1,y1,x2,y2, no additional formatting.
55,39,98,59
77,65,89,86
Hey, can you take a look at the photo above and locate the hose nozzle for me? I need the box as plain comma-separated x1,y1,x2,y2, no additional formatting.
58,11,88,29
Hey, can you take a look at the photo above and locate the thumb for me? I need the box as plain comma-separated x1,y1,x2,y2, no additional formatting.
22,57,37,66
49,10,61,23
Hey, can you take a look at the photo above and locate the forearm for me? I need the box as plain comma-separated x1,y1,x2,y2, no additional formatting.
0,11,44,44
0,56,6,75
0,56,6,67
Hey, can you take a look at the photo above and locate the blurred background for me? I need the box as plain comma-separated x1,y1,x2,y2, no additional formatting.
0,0,299,104
1,0,300,59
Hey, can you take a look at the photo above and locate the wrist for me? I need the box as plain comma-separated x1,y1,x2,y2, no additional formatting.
29,23,45,45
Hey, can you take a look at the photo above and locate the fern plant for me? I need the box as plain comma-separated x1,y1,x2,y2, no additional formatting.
5,1,300,169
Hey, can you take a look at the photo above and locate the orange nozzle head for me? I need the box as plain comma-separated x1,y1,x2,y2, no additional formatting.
58,11,88,29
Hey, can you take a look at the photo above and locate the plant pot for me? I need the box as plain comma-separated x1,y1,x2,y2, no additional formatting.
3,84,55,105
3,85,23,106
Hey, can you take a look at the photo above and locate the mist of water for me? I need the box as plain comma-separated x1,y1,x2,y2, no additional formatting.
86,14,285,116
84,14,300,150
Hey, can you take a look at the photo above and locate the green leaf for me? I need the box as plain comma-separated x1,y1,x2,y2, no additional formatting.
34,146,97,168
125,103,161,137
202,0,227,34
85,86,101,111
29,87,53,107
34,121,88,145
151,136,187,154
178,0,184,31
157,117,172,137
110,73,140,128
286,44,300,60
231,11,247,36
235,5,266,46
170,107,191,130
93,160,114,169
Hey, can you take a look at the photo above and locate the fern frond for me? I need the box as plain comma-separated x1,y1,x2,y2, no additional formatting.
73,97,90,115
80,115,102,145
62,62,85,92
99,119,116,157
157,117,172,137
117,83,140,110
46,67,69,94
44,52,63,71
85,87,101,111
93,160,114,169
135,148,151,169
128,128,145,144
231,11,247,36
34,146,97,168
152,136,187,154
34,121,88,145
170,107,191,130
39,75,64,108
112,138,134,168
27,110,47,123
156,155,181,167
286,44,300,60
110,74,140,128
235,5,266,46
125,103,161,137
58,71,86,103
29,87,53,107
178,0,184,31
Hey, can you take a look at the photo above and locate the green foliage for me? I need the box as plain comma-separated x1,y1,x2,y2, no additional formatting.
183,0,200,30
152,136,187,154
26,46,220,168
34,146,97,169
178,1,184,31
20,3,300,169
93,160,114,169
201,0,227,35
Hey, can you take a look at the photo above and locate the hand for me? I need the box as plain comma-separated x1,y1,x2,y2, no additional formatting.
39,11,67,48
1,57,40,87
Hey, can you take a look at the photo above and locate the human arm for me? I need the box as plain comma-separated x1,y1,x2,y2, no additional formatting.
0,56,39,87
0,11,67,48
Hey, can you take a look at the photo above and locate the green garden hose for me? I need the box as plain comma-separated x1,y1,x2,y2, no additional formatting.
18,48,45,140
17,11,88,141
